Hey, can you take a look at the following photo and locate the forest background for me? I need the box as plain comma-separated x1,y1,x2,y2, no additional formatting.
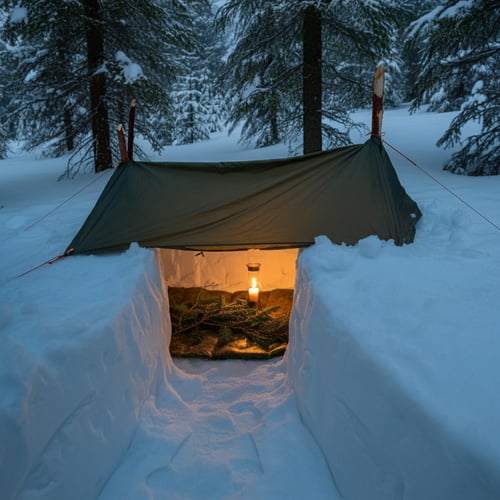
0,0,498,176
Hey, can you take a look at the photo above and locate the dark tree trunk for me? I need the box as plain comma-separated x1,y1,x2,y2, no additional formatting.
83,0,112,172
302,5,322,155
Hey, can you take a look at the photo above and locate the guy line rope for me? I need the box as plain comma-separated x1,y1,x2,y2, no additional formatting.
382,138,500,233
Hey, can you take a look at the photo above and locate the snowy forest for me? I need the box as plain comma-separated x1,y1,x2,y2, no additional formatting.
0,0,498,176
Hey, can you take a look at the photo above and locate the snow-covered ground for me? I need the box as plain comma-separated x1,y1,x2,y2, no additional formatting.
1,106,499,499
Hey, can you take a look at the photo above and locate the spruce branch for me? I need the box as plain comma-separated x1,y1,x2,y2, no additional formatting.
170,291,289,349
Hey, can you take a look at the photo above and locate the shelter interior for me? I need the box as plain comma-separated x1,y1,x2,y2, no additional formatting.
156,248,299,359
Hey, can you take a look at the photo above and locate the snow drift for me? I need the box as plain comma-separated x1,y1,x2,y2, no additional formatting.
288,236,500,500
0,248,171,499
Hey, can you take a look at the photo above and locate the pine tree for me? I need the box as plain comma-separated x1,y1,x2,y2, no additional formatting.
101,0,208,154
170,0,225,144
216,0,410,154
172,72,211,144
216,2,301,149
1,2,89,159
399,0,441,101
406,0,499,175
205,81,227,134
0,0,205,173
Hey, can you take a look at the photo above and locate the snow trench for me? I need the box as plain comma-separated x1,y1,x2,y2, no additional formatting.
3,246,500,499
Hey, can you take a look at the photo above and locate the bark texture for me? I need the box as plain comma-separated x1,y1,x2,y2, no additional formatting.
302,6,322,155
84,0,112,172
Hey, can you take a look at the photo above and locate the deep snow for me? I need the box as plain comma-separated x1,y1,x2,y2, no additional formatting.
1,106,500,499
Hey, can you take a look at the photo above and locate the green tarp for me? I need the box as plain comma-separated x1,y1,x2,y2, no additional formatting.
66,137,421,255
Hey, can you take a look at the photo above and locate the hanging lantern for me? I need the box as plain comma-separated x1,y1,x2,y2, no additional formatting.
246,263,261,304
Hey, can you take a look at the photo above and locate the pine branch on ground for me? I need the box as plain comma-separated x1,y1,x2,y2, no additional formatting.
170,290,289,349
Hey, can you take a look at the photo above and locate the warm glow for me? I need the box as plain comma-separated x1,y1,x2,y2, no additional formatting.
248,277,259,302
247,262,261,303
248,288,259,302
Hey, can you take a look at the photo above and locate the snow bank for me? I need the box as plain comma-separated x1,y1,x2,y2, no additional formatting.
0,247,171,500
287,234,500,500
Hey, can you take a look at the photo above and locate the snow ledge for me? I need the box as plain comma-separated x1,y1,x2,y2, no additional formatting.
0,249,171,500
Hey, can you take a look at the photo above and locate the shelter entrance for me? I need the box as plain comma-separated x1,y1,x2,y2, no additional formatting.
157,248,299,360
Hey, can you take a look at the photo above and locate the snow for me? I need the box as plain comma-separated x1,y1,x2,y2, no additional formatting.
441,0,474,19
158,248,299,292
115,51,144,84
8,7,27,24
466,80,487,106
1,106,500,499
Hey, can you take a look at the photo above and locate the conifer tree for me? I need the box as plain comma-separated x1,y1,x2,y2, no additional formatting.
1,2,88,159
172,72,212,144
400,0,441,101
170,0,224,144
216,0,409,154
406,0,499,175
0,0,205,173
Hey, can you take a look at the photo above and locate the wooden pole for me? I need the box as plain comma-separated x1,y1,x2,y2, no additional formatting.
117,123,128,163
127,98,136,161
371,63,384,137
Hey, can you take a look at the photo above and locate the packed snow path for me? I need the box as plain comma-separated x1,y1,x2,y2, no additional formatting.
99,358,339,499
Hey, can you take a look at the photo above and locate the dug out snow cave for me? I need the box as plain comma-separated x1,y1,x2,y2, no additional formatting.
158,248,298,359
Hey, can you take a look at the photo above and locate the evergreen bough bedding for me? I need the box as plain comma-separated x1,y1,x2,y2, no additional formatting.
170,290,289,350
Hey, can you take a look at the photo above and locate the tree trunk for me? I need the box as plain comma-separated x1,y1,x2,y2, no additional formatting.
302,5,322,155
83,0,112,173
